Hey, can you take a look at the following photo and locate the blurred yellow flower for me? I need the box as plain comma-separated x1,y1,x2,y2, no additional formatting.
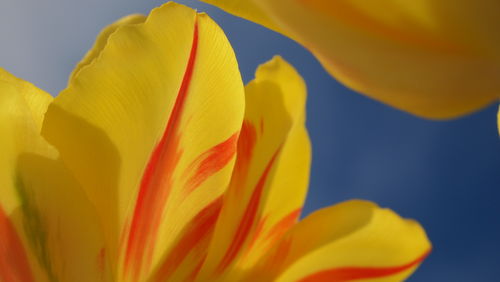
201,0,500,120
0,2,430,281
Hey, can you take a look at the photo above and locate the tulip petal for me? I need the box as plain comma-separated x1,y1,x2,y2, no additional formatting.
204,0,500,118
196,56,310,280
15,152,112,282
0,68,52,131
0,68,54,224
42,3,244,280
245,200,431,282
0,74,45,282
0,71,109,282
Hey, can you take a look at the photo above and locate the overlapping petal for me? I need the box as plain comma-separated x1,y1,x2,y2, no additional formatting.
42,2,244,281
0,70,109,282
0,68,49,282
192,57,429,282
195,56,310,280
246,200,431,282
201,0,500,119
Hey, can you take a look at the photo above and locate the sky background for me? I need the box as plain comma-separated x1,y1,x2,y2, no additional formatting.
1,1,499,281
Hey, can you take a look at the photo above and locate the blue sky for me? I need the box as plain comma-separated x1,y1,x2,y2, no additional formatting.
1,0,499,280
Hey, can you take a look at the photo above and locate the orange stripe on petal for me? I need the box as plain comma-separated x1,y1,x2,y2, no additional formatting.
123,17,199,279
243,216,267,255
185,255,206,282
237,122,257,169
244,209,300,259
265,236,293,269
265,209,301,242
299,249,431,282
185,132,239,195
0,206,35,282
216,149,281,273
229,121,257,196
153,197,223,281
97,248,106,277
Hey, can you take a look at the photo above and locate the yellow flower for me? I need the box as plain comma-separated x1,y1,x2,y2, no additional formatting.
0,2,430,281
201,0,500,120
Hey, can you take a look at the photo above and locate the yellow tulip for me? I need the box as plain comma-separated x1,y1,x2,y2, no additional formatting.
0,2,430,281
201,0,500,119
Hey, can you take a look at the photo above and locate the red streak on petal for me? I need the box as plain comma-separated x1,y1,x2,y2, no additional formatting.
237,121,257,168
230,121,257,195
124,118,182,280
243,209,300,260
184,132,239,195
123,18,199,279
264,209,301,243
97,248,106,275
216,149,281,273
153,197,223,281
184,255,206,282
243,216,267,256
268,236,292,267
299,249,431,282
0,206,34,282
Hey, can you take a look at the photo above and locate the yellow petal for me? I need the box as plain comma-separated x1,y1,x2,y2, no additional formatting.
15,153,112,282
0,68,52,131
0,71,109,282
0,68,54,218
0,70,47,282
205,0,500,119
246,200,431,282
42,3,244,281
196,56,310,280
